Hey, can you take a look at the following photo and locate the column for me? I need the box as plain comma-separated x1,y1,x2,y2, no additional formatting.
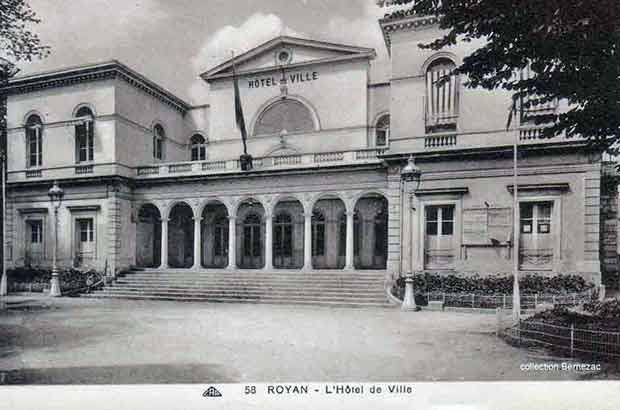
344,211,354,270
264,212,273,270
160,218,169,269
303,212,312,271
192,217,202,270
227,216,236,270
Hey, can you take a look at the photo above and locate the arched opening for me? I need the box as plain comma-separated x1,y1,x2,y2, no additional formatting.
375,114,390,147
237,199,265,269
272,200,304,269
75,106,94,163
168,202,194,268
253,99,315,136
354,194,389,269
153,123,165,160
26,114,43,168
190,134,207,161
425,57,459,133
136,204,162,268
312,197,346,269
201,202,229,268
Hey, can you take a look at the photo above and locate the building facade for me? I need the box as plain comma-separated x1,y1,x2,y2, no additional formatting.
3,13,616,287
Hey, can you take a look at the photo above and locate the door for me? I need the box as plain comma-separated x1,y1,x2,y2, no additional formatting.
424,205,455,269
212,216,229,268
519,201,554,270
25,219,44,266
273,213,294,268
76,218,95,266
241,214,263,269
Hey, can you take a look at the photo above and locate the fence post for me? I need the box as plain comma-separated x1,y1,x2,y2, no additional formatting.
496,307,502,337
570,323,575,358
503,294,506,309
442,292,446,304
472,293,475,309
552,295,556,307
534,293,538,308
573,293,577,306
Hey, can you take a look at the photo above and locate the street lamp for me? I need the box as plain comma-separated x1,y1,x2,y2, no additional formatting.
400,155,421,311
0,57,20,298
48,181,64,297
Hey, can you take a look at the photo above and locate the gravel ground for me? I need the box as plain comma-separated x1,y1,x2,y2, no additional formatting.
0,295,616,384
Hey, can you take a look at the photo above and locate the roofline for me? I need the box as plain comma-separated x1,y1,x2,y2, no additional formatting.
201,35,376,80
378,14,440,54
203,53,375,83
6,60,192,113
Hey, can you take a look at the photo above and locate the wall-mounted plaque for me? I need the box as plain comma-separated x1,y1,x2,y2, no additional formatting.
462,208,488,244
488,207,513,242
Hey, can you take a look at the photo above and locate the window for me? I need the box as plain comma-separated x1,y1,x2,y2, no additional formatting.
521,202,552,234
426,205,454,236
77,218,95,242
312,211,325,257
274,213,293,258
425,58,459,133
26,114,43,167
30,220,43,243
75,107,94,163
190,134,207,161
519,63,558,124
253,99,315,136
153,124,165,160
375,114,390,147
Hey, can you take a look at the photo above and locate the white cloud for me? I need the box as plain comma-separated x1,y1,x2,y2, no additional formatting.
188,2,390,103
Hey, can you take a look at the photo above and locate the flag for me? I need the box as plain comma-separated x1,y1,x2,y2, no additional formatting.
232,59,248,155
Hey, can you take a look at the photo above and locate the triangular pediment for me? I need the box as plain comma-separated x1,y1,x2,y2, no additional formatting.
201,36,375,81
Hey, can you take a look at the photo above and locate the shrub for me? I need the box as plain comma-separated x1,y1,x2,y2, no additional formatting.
7,267,103,294
392,273,594,302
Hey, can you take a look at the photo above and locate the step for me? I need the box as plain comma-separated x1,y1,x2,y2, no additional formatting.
82,293,393,308
95,288,386,301
115,278,384,287
104,286,385,297
116,276,384,284
110,284,384,294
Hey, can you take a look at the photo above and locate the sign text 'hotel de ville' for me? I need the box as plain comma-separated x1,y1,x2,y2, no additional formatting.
247,71,319,89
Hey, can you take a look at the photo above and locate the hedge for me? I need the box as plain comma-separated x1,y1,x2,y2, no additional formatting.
7,267,103,294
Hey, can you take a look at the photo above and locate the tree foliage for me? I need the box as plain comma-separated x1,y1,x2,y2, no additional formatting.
1,0,49,62
382,0,620,148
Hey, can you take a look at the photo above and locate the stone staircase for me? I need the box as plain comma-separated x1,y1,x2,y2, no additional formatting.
83,269,394,308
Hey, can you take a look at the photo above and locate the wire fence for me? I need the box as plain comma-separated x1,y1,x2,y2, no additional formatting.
422,290,596,310
503,319,620,360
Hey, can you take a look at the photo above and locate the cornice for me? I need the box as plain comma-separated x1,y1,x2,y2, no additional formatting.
379,14,440,51
5,61,191,114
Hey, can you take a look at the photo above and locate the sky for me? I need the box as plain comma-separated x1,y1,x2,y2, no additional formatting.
18,0,394,105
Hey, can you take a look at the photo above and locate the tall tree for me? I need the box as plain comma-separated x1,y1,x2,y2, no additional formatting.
1,0,49,61
1,0,48,296
379,0,620,149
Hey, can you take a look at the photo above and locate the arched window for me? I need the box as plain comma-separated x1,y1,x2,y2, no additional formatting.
26,114,43,167
253,99,315,136
425,57,459,133
311,211,325,257
75,107,94,163
274,213,293,258
375,114,390,147
153,124,165,160
190,134,207,161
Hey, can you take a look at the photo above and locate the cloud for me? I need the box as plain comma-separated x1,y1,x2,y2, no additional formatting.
188,2,390,103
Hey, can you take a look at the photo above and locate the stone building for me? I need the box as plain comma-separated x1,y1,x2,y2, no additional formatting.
3,12,616,290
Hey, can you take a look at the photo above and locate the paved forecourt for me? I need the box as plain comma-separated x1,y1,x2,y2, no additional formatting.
0,296,601,384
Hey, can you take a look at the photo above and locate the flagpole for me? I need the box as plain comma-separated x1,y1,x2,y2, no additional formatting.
231,50,248,157
512,110,521,323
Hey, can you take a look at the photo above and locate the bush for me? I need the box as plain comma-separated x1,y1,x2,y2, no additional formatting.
7,267,103,294
392,273,594,301
526,302,620,332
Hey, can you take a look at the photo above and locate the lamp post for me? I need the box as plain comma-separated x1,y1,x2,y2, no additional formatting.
48,181,64,297
400,155,422,311
0,57,19,298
